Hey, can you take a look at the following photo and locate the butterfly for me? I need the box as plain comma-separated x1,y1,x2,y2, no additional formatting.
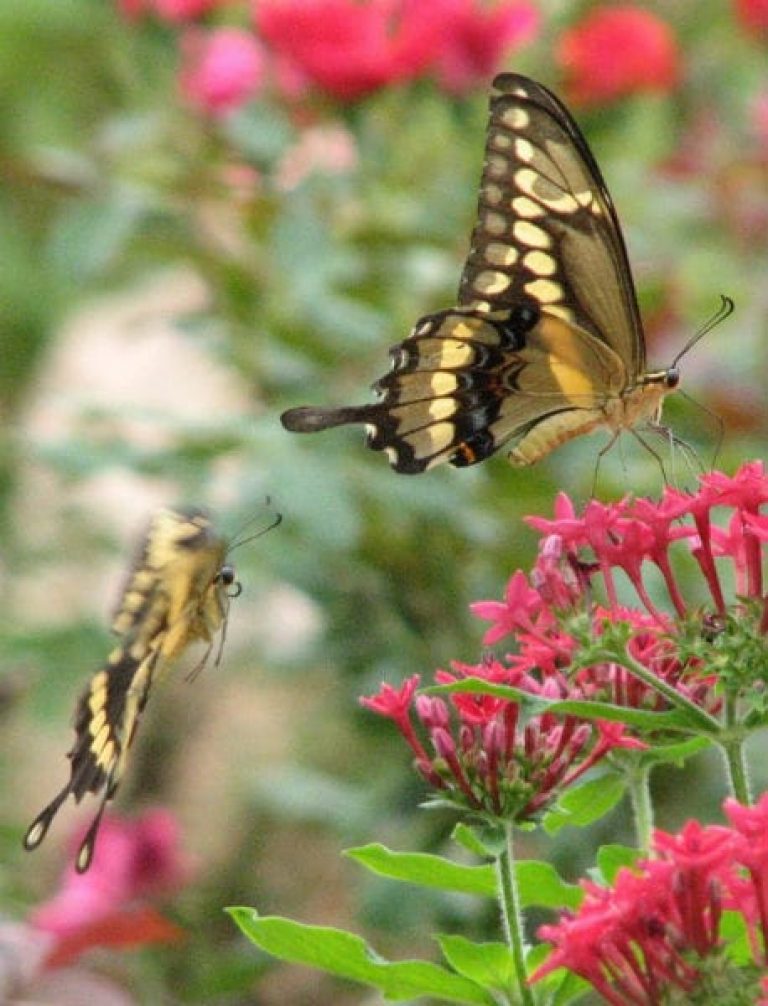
24,508,241,873
280,72,684,474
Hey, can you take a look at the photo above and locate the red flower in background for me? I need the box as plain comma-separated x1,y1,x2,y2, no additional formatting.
736,0,768,36
256,0,433,100
30,810,190,968
179,27,265,115
433,0,540,94
557,6,680,105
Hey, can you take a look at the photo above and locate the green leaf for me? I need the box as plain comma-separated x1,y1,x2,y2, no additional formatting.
227,910,494,1005
638,735,711,766
452,822,506,858
543,775,626,835
595,844,641,884
516,861,582,911
437,935,514,992
344,844,580,910
345,843,496,896
426,678,696,732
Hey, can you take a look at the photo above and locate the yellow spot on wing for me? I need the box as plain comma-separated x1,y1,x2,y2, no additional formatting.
485,243,518,267
475,270,511,295
513,221,552,249
524,278,562,303
512,196,545,219
523,250,556,276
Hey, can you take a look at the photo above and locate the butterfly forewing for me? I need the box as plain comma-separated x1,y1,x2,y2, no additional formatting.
458,74,645,378
24,508,233,871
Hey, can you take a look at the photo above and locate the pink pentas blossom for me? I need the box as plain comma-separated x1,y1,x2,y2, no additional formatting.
179,27,265,116
30,810,189,968
533,807,768,1002
557,6,681,105
433,0,540,94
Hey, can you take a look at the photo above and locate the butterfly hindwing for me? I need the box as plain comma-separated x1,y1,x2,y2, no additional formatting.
24,508,232,871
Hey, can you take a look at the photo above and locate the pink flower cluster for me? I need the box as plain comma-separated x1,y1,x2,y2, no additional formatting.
532,795,768,1004
362,462,768,824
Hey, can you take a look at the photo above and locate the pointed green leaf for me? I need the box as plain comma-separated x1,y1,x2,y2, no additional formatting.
542,775,626,835
452,822,506,858
595,844,641,884
345,843,496,896
437,935,514,991
516,861,582,910
426,678,695,731
227,910,494,1004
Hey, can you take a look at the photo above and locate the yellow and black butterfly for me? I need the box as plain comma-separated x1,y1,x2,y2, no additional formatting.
24,508,244,872
281,73,690,474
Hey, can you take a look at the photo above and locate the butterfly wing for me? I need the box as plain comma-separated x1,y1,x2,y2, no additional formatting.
24,508,229,871
281,73,650,472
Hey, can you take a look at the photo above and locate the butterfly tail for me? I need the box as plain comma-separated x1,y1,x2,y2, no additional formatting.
23,785,73,851
75,786,113,873
280,404,377,433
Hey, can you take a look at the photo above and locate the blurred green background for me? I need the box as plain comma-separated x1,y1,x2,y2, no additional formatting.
1,0,767,1002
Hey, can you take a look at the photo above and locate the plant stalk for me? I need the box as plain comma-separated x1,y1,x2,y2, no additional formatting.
496,822,535,1006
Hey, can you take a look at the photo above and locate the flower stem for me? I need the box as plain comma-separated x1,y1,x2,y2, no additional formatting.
496,822,535,1006
720,694,752,804
626,762,654,853
592,646,721,733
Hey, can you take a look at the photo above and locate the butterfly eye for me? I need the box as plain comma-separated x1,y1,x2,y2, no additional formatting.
216,565,241,596
664,367,680,389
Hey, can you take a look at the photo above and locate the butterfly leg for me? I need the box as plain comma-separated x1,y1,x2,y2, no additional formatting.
590,430,621,496
630,428,669,484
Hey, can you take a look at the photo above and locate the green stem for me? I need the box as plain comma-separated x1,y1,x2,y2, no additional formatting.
720,693,752,804
590,647,721,733
496,822,535,1006
626,762,654,853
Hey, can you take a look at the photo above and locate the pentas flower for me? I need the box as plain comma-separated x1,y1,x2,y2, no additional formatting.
557,6,681,105
30,809,190,968
533,798,768,1003
362,660,645,822
179,27,266,115
433,0,540,95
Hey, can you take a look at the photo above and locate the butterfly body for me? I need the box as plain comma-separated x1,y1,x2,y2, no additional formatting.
24,508,234,872
281,73,680,473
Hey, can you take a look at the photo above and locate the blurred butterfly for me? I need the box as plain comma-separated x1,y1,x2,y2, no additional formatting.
23,506,279,873
281,73,704,474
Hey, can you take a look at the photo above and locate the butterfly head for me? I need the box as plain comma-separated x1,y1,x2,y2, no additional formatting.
215,563,242,598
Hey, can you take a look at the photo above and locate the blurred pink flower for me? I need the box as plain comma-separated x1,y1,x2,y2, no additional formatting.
30,809,189,968
736,0,768,36
434,0,540,94
557,6,681,105
256,0,450,100
180,27,266,115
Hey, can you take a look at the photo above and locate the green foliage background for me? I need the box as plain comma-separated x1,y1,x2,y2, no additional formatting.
1,1,767,1003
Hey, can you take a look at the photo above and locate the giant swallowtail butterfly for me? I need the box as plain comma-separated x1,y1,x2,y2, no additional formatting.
280,73,682,474
24,508,240,872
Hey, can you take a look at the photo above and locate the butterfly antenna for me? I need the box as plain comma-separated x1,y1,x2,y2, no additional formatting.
671,294,734,369
228,511,283,554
